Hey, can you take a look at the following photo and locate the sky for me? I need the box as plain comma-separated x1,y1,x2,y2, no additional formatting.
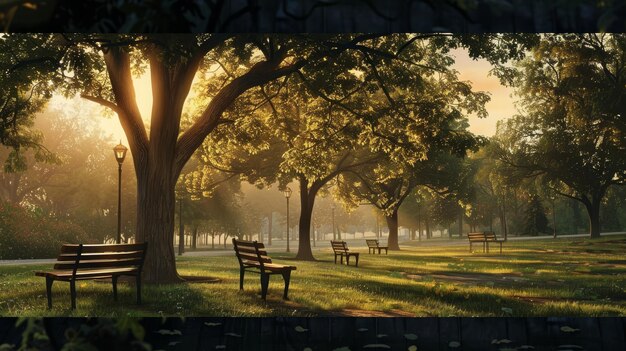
51,47,516,147
452,49,517,137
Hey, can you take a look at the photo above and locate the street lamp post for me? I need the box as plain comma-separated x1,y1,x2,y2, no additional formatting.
113,142,128,244
331,204,336,240
283,187,292,252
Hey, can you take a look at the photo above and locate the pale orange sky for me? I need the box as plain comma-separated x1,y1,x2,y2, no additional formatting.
452,48,516,137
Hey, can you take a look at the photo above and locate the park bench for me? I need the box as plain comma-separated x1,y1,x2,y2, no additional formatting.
35,242,147,309
484,231,505,254
331,240,360,267
365,239,388,254
468,232,505,254
232,239,296,300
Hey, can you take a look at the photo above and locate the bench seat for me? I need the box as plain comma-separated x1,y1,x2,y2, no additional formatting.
35,243,147,309
468,232,504,254
365,239,388,254
331,240,359,266
233,239,296,300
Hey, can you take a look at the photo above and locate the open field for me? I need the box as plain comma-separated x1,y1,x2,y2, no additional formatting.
1,235,626,317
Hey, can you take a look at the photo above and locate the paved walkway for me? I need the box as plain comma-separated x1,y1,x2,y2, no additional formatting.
1,232,624,266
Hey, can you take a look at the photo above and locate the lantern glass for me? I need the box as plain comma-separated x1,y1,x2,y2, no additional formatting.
113,143,128,164
283,187,292,199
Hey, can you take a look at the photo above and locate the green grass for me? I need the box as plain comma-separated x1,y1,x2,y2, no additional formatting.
2,235,626,317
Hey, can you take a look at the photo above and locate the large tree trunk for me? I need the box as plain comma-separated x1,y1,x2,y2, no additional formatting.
296,176,317,260
385,209,400,250
583,194,602,239
136,169,181,283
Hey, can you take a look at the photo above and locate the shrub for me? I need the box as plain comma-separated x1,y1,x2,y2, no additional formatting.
0,202,93,259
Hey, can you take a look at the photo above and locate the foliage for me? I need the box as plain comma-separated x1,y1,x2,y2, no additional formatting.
0,202,92,259
493,34,626,237
523,194,549,236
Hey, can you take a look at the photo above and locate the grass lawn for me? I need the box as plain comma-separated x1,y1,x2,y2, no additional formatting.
1,235,626,317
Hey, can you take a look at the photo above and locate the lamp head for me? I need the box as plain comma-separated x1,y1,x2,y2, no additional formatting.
113,142,128,165
283,187,292,199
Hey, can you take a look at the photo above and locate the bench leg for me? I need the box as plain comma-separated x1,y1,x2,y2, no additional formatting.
346,255,350,265
355,255,359,267
281,270,292,300
239,267,245,290
260,273,270,300
112,275,118,302
70,280,77,310
334,254,337,264
45,277,53,309
136,273,142,305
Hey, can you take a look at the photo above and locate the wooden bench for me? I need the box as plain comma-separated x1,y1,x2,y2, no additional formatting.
232,239,296,300
484,231,505,254
468,232,505,254
330,240,359,267
35,243,147,309
365,239,388,254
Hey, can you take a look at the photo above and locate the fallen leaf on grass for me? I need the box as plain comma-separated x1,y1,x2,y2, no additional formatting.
404,333,418,340
204,322,222,327
295,326,309,332
225,332,242,338
155,329,182,335
560,326,580,333
408,346,417,351
449,341,461,348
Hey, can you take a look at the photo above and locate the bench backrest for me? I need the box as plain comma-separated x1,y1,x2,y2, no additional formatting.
54,243,148,276
483,231,499,241
232,239,272,270
330,240,349,253
467,232,486,242
365,239,379,248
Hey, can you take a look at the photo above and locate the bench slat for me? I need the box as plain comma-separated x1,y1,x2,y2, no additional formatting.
53,258,144,270
60,243,146,254
57,251,144,261
236,252,272,263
